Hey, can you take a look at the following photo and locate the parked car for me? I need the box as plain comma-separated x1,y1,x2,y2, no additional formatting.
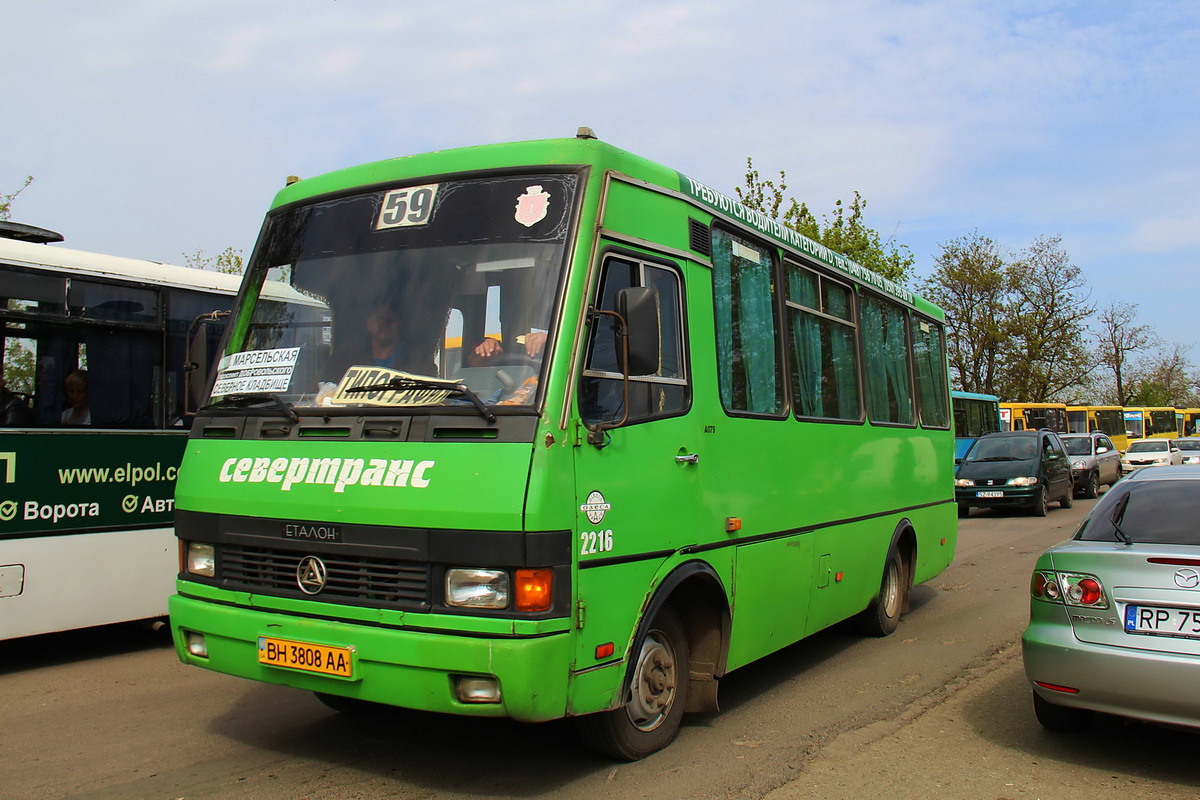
1023,466,1200,732
1061,432,1121,498
955,430,1073,518
1175,436,1200,465
1120,438,1183,476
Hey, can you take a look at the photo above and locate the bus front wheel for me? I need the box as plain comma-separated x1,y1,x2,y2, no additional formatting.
575,605,691,760
856,546,906,637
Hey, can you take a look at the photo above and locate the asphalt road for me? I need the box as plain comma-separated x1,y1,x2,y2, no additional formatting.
4,495,1199,799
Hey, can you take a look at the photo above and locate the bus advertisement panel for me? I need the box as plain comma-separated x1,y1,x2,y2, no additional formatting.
168,133,956,759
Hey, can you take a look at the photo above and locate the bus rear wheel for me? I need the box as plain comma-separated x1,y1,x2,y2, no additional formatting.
856,546,906,637
575,605,690,760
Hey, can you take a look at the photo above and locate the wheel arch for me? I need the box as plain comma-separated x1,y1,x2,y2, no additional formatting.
631,559,730,714
889,518,917,613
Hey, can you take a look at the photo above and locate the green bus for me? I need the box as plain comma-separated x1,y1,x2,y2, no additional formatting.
169,130,956,759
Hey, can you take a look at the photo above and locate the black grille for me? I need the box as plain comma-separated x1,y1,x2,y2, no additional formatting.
220,544,429,608
689,217,711,255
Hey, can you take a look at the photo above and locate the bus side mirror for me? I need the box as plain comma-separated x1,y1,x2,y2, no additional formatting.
616,286,658,376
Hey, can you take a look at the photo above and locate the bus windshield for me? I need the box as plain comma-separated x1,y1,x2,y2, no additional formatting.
213,173,580,410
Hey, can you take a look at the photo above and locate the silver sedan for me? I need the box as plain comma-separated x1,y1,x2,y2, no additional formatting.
1022,466,1200,731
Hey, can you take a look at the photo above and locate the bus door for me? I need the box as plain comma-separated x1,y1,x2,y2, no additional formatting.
570,253,700,674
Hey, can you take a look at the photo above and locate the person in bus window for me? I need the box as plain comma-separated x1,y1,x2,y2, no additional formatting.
60,370,91,425
364,301,436,375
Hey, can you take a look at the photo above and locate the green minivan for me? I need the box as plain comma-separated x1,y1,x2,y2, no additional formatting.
955,430,1074,517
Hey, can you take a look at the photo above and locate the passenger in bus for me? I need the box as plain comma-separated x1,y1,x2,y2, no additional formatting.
0,378,32,426
364,301,437,375
60,369,91,425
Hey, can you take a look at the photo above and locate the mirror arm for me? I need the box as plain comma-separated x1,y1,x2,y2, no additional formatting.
584,307,631,446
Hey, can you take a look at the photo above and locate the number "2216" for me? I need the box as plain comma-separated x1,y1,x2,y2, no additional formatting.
580,530,614,555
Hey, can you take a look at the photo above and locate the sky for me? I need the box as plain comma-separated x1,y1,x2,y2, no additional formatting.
5,0,1199,363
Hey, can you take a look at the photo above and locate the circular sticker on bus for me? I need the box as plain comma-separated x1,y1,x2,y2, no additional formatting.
581,491,610,525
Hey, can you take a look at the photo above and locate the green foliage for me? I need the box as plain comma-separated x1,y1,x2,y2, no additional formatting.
0,176,34,221
923,233,1095,402
736,158,914,284
920,231,1011,396
184,246,244,275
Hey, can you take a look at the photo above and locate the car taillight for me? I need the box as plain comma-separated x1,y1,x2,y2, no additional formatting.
1069,577,1103,606
1030,570,1107,608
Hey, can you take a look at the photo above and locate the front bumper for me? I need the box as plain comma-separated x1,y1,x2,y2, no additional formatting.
169,591,574,722
955,485,1038,509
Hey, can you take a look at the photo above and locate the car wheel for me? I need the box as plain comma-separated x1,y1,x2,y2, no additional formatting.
957,504,970,519
1032,690,1093,732
1060,485,1073,509
575,605,690,760
1031,487,1048,517
855,546,906,637
1083,472,1099,499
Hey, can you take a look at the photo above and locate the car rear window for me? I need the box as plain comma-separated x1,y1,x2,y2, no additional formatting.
1127,441,1168,453
1077,480,1200,545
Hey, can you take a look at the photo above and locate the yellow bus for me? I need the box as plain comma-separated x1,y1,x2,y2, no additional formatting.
1066,405,1127,451
1000,402,1067,433
1180,408,1200,438
1123,407,1177,439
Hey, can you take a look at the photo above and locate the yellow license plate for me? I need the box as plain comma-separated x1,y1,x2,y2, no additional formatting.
257,636,354,678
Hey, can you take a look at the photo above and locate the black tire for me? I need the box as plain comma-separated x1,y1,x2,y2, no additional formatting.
855,547,906,637
313,692,391,715
575,606,690,760
957,504,970,519
1083,472,1100,499
1031,487,1048,517
1060,485,1074,509
1032,690,1093,732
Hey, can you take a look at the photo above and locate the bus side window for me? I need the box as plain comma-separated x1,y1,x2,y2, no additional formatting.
580,255,687,426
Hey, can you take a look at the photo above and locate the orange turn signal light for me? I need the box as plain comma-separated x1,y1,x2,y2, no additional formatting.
515,569,552,612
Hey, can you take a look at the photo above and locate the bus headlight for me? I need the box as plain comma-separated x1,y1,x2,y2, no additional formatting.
1007,476,1039,486
186,542,215,577
446,568,510,609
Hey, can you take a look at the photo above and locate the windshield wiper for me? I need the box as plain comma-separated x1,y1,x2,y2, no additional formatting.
202,392,299,423
345,377,496,423
1110,493,1133,546
972,455,1022,462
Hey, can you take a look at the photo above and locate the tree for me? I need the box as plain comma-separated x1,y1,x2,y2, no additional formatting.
736,158,914,283
923,233,1095,402
1094,301,1158,406
184,246,244,275
1128,342,1198,407
999,235,1094,402
0,176,33,221
920,231,1011,395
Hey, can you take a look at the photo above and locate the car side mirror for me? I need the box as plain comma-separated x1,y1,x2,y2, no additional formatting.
1096,446,1109,454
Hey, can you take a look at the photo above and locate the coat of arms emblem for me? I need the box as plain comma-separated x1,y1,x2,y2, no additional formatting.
514,185,550,227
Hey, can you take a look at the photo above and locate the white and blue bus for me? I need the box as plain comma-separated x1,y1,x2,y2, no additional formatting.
0,223,245,640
